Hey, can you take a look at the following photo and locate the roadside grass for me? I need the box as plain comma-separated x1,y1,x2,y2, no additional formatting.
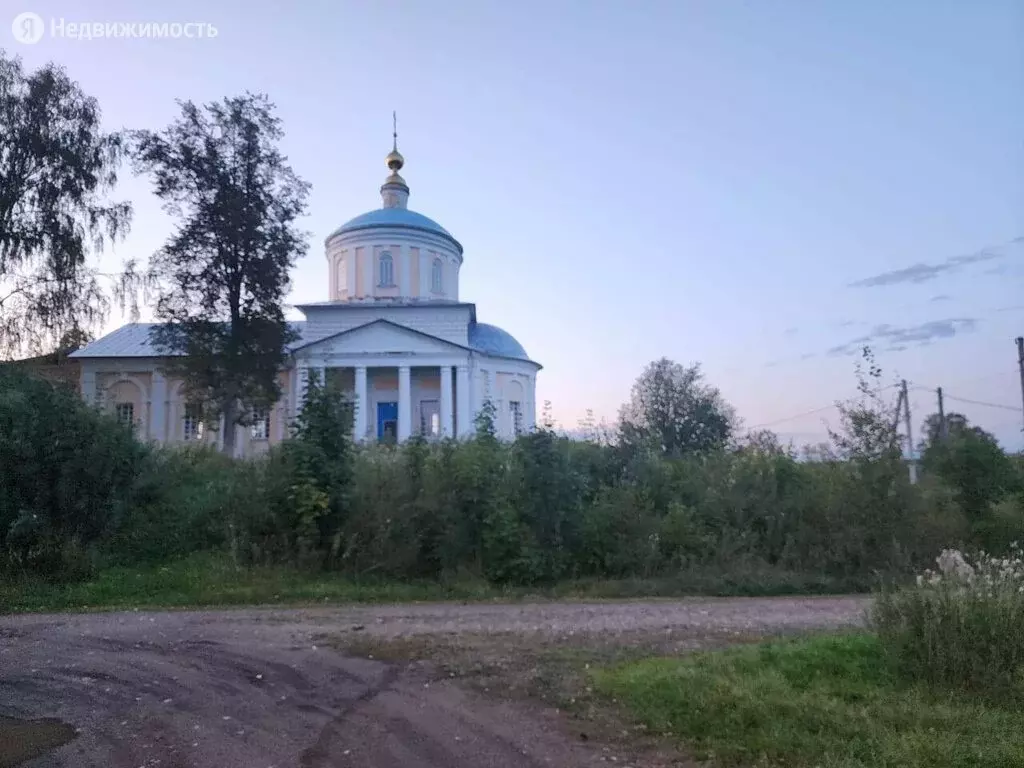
0,553,504,613
0,552,871,614
593,632,1024,768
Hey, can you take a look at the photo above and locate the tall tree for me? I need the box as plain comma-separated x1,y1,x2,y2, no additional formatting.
919,410,1015,526
618,357,735,457
0,51,135,359
132,93,309,455
828,346,902,463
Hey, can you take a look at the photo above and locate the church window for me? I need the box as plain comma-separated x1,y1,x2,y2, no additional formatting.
509,400,523,436
431,258,443,293
183,403,204,441
250,407,270,441
115,402,134,428
378,251,395,286
420,399,440,436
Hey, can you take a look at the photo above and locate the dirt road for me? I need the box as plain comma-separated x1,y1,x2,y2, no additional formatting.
0,596,867,767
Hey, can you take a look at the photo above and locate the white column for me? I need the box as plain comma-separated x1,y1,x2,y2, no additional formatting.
150,371,167,443
346,251,357,299
362,247,375,297
399,244,411,297
354,365,368,441
276,400,287,442
485,369,496,405
440,365,454,438
398,364,412,441
316,364,326,391
456,364,471,437
420,250,431,296
81,367,97,409
298,365,310,410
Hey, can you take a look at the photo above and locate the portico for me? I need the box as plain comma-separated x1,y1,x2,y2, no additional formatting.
294,357,472,441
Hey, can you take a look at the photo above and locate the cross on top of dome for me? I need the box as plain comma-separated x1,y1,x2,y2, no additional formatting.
381,111,409,209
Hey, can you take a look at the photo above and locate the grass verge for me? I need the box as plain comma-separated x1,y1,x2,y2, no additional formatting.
593,632,1024,768
0,553,869,614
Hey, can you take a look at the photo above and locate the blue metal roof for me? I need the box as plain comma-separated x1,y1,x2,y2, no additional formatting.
72,318,537,365
468,322,531,362
327,208,463,253
69,322,315,358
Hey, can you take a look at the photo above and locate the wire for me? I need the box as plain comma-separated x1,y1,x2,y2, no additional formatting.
747,383,902,430
748,403,838,430
943,394,1022,413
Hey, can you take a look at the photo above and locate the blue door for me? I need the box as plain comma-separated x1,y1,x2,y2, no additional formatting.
377,402,398,440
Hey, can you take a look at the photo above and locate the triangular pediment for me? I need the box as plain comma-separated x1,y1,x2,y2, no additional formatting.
295,319,468,358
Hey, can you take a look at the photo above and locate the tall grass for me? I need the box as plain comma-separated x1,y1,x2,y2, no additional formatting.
872,545,1024,701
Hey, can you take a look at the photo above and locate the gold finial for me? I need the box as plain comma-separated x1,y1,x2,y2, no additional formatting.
386,110,404,173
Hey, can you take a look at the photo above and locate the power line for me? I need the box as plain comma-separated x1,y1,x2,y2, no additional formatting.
943,394,1022,414
747,383,901,430
748,403,838,430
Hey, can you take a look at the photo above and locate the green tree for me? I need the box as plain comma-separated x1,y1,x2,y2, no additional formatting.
0,52,135,359
829,347,903,463
132,92,309,455
920,411,1015,533
0,366,146,576
618,358,735,458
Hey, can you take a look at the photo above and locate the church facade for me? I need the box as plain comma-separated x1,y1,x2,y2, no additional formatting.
69,141,540,455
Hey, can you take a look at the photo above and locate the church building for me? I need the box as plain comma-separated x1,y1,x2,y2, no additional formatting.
69,138,541,455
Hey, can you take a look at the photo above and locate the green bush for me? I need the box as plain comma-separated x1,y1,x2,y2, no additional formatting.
0,367,147,577
872,545,1024,701
6,364,1022,595
106,446,263,565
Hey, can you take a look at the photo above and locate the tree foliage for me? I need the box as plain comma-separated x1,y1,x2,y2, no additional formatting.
0,51,136,359
920,412,1018,540
618,357,735,458
828,347,902,463
132,92,309,454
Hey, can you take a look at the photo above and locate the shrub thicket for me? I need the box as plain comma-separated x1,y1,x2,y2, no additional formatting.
2,365,1022,591
873,545,1024,701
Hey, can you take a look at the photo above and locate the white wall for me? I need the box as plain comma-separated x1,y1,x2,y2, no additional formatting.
470,356,539,439
300,304,473,347
325,225,463,303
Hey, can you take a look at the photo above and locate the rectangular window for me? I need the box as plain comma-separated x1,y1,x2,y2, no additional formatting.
420,399,440,436
115,402,134,428
183,403,204,441
250,407,270,441
509,400,523,436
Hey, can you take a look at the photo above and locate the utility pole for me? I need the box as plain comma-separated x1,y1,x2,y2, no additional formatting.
937,386,947,440
1017,337,1024,433
901,379,917,484
893,386,905,434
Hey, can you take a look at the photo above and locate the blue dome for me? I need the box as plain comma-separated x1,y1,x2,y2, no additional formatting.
328,208,462,252
469,322,532,361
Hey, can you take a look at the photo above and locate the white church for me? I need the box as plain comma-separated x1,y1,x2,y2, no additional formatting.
70,138,541,455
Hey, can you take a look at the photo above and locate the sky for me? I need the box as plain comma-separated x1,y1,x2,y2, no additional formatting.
6,0,1024,449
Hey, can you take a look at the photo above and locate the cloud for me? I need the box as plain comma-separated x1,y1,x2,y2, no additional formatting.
800,352,816,361
826,318,977,357
849,248,1003,288
784,327,799,336
997,305,1024,313
929,294,952,302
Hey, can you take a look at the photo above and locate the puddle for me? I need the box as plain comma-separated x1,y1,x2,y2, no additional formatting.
0,716,77,767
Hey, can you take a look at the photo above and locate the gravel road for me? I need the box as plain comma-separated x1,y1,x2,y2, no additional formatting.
0,596,868,767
